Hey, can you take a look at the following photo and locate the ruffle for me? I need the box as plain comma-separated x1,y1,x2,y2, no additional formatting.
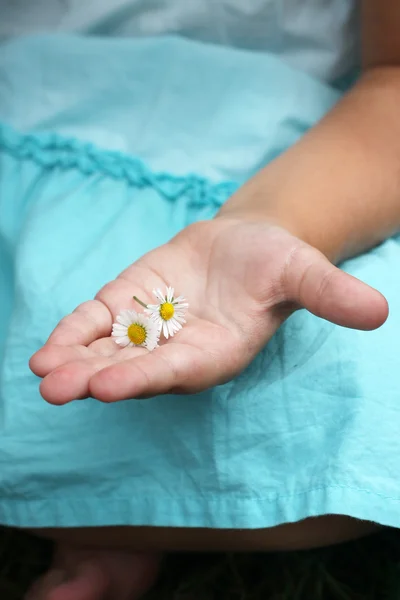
0,123,238,207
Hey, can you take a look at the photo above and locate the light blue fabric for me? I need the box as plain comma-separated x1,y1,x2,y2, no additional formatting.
0,0,358,83
1,34,400,530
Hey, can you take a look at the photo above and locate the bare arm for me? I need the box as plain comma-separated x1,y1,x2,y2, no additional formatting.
219,1,400,263
30,3,394,403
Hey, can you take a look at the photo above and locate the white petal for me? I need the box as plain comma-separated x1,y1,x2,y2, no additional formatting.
112,323,127,332
167,287,174,302
128,309,140,321
169,318,181,331
135,312,147,326
173,312,187,320
145,335,159,351
162,321,169,339
174,303,189,309
148,314,161,329
146,339,159,350
173,295,185,303
145,305,159,314
168,317,176,331
174,316,186,324
167,321,176,337
153,288,165,302
143,315,160,331
112,329,126,337
145,321,160,339
115,335,131,347
116,312,132,326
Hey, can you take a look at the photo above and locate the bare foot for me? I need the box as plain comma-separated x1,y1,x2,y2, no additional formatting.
25,543,161,600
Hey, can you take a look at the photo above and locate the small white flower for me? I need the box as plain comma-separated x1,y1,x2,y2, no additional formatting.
145,286,189,339
112,310,160,351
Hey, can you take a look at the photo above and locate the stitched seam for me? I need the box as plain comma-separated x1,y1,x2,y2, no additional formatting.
5,483,400,503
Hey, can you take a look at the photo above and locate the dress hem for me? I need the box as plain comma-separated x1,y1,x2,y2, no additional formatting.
1,483,397,529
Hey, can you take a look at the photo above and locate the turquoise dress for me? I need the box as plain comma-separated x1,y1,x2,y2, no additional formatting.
2,4,400,530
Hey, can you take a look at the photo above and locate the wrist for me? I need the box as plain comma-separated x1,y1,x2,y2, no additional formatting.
217,175,344,263
218,67,400,265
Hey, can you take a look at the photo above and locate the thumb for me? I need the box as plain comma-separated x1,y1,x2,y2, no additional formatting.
283,245,388,330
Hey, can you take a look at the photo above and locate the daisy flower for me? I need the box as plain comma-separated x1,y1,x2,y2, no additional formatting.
112,310,159,351
145,287,189,339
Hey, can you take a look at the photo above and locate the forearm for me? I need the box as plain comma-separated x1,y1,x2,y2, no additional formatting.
219,67,400,263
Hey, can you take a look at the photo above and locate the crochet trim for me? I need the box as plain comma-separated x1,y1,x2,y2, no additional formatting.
0,123,238,206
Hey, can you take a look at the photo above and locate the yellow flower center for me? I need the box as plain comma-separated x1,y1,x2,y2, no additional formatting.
127,323,147,345
160,302,175,321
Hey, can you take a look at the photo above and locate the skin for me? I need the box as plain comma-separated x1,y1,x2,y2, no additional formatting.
30,219,388,404
30,4,400,405
24,1,400,598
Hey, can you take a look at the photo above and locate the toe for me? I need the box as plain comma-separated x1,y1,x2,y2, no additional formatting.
25,570,66,600
27,542,160,600
46,562,109,600
25,563,109,600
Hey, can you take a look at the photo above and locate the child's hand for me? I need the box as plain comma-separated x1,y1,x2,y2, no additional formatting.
30,217,388,404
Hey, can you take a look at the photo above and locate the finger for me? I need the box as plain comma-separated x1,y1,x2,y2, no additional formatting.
39,347,148,404
47,300,112,346
29,344,94,378
284,246,389,330
40,356,113,404
95,276,150,319
88,343,220,402
29,338,118,378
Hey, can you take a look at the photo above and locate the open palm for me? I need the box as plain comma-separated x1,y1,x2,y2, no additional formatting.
30,217,388,404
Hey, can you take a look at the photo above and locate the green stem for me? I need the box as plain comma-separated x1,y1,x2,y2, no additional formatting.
133,295,148,309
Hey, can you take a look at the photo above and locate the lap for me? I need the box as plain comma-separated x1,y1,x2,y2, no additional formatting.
1,36,400,534
31,517,381,552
